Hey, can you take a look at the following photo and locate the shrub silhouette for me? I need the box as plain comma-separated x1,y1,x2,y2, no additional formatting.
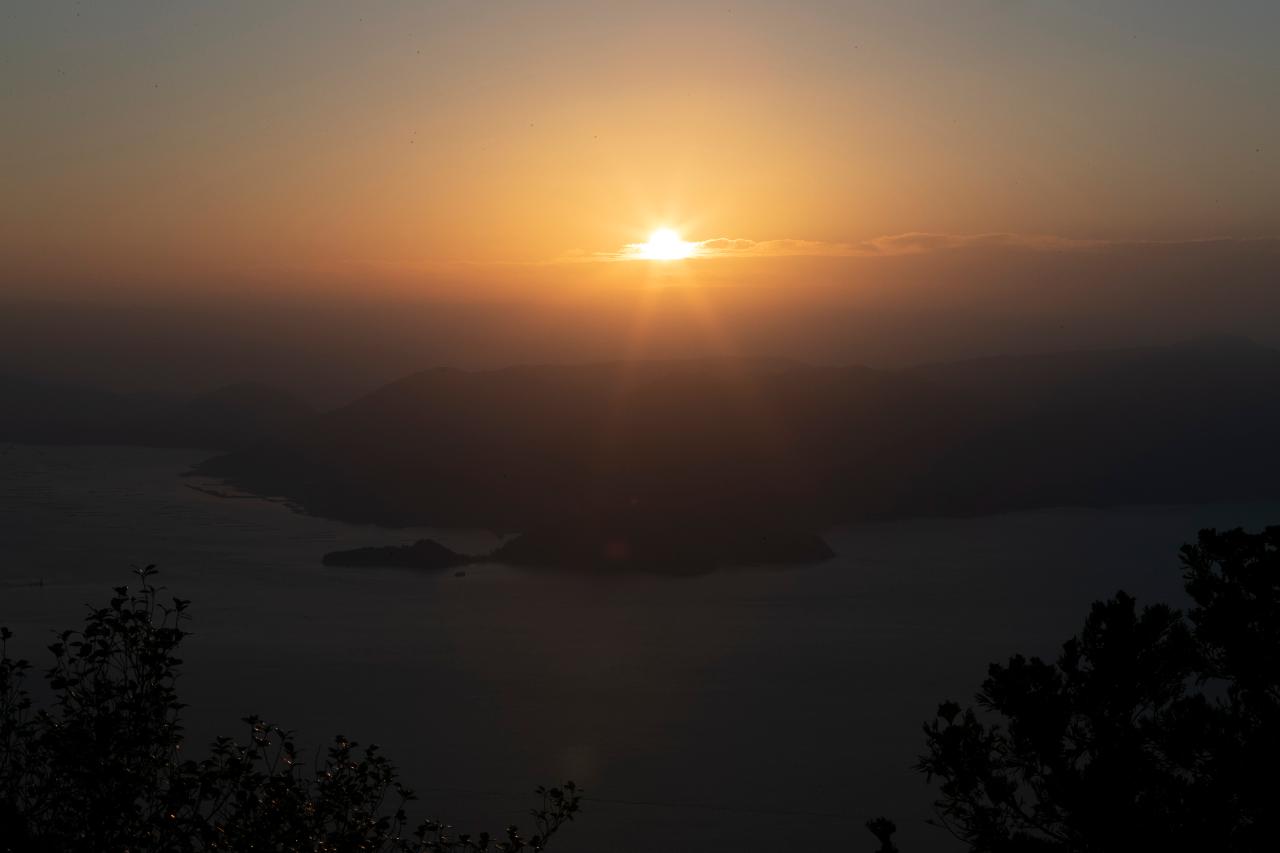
0,567,580,852
918,525,1280,852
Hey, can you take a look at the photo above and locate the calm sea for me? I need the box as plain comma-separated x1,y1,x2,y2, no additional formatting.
2,444,1275,852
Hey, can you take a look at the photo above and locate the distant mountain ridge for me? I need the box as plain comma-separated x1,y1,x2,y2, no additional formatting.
192,338,1280,532
0,377,313,451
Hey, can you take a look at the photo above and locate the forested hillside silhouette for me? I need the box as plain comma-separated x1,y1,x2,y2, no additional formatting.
195,338,1280,534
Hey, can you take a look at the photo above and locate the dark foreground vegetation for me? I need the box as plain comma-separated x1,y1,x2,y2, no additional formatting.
3,524,1276,851
0,568,579,853
914,525,1280,851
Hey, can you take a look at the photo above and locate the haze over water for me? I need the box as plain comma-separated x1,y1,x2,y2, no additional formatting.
3,3,1280,850
4,444,1275,852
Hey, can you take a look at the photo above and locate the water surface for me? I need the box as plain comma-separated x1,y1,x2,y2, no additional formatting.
2,444,1275,852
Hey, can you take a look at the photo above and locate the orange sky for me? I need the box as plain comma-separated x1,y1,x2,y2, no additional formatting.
2,1,1278,300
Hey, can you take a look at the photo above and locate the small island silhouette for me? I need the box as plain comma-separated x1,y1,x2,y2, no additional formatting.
321,538,474,570
322,511,836,575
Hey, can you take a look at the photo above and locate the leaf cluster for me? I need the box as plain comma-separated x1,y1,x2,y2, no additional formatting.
918,526,1280,852
0,567,580,853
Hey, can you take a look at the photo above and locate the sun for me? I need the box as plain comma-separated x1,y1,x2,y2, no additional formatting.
636,228,696,260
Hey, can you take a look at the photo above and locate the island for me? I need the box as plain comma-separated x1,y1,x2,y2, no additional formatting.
322,512,836,576
492,517,835,574
321,518,835,575
321,538,473,570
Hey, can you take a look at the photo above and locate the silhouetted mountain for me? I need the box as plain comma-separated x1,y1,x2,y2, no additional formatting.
195,340,1280,548
194,358,961,530
0,377,313,451
906,336,1280,513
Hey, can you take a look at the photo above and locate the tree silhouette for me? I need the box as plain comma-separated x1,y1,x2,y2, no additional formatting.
0,567,579,852
918,525,1280,851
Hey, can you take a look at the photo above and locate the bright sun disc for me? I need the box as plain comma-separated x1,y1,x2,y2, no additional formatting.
637,228,695,260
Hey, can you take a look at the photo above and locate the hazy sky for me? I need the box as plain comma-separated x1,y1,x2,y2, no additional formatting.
3,0,1277,294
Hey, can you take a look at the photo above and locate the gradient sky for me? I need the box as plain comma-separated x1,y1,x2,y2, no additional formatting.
3,0,1277,295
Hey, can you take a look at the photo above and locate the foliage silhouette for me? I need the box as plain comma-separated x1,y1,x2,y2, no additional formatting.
865,816,899,852
918,525,1280,852
0,567,580,853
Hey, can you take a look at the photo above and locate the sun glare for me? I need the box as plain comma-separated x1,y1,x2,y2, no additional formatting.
636,228,696,261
